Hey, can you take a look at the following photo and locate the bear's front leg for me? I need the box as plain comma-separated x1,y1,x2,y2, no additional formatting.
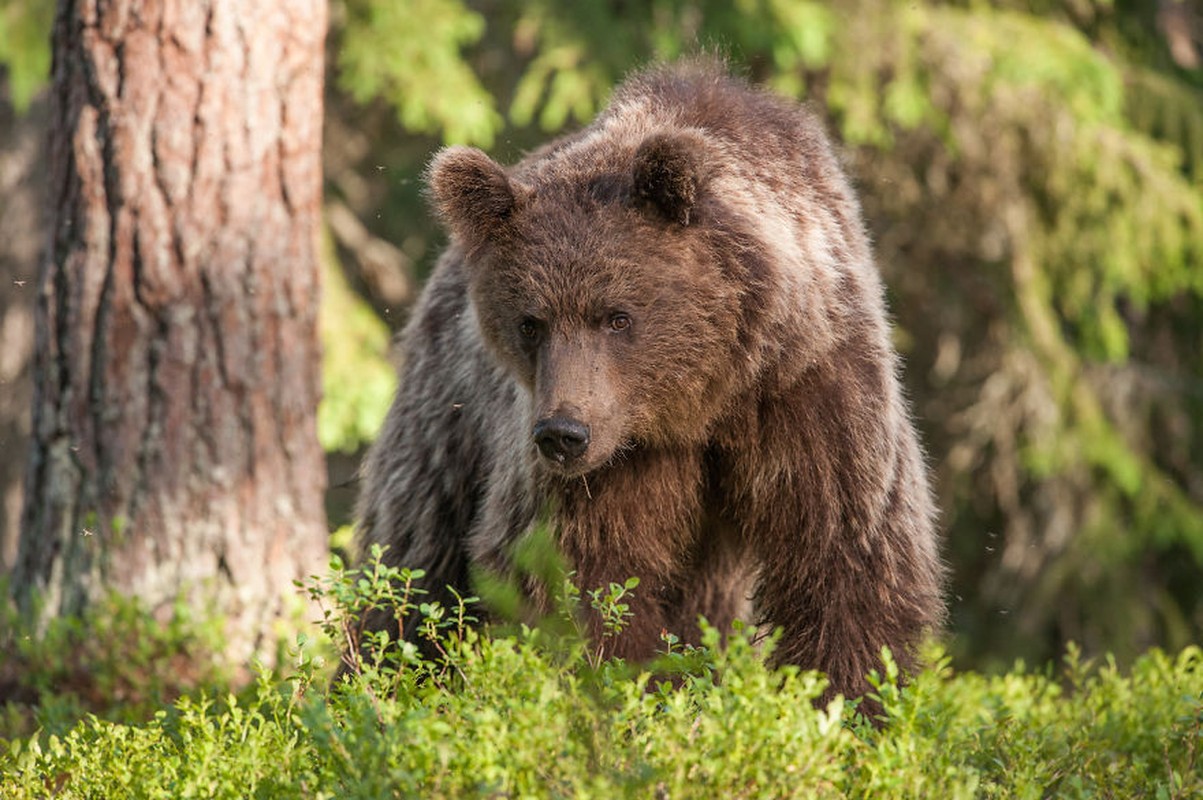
751,503,940,716
729,354,944,714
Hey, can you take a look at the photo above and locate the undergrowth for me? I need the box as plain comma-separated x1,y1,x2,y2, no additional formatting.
1,547,1201,798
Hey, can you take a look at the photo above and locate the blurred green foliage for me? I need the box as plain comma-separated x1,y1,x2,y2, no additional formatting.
316,233,396,454
336,0,503,146
3,0,1202,674
0,0,50,112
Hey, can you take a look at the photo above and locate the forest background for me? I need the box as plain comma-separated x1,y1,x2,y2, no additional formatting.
0,0,1201,681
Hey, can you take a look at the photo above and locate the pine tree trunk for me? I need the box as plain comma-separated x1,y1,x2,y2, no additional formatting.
12,0,329,660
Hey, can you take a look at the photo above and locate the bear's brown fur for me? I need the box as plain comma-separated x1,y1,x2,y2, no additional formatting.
352,61,944,707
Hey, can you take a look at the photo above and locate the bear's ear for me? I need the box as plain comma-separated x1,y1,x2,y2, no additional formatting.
427,146,521,246
631,131,709,226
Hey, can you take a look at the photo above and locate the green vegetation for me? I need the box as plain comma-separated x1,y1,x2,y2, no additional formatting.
316,235,396,455
0,581,233,741
1,1,1201,792
3,550,1201,798
0,0,50,112
338,0,503,146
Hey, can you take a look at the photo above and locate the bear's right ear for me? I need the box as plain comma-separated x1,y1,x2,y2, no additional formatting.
426,146,521,247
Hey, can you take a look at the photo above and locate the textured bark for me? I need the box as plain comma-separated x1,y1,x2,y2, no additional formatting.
12,0,329,660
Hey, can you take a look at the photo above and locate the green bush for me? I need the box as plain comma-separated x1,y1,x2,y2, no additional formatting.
2,550,1200,798
0,583,233,743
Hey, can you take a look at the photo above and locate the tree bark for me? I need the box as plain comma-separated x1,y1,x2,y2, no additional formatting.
12,0,329,660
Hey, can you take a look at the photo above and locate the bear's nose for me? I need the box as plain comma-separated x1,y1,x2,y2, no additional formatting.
533,416,590,463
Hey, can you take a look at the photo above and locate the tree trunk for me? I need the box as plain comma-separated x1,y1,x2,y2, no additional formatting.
12,0,329,661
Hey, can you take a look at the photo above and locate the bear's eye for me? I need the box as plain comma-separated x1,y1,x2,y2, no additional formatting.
518,317,541,341
608,312,632,333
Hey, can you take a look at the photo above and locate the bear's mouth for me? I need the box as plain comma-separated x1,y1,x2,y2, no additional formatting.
534,448,604,479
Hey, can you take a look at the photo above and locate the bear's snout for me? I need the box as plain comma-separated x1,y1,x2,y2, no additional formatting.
532,416,591,464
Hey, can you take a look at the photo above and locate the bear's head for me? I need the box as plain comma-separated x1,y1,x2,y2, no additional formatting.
427,132,755,477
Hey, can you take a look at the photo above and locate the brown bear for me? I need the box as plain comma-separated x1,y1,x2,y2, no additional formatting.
351,61,944,708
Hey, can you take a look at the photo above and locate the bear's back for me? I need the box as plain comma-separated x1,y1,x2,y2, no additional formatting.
515,62,838,192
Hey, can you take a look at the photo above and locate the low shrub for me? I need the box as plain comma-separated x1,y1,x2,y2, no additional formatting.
2,549,1200,798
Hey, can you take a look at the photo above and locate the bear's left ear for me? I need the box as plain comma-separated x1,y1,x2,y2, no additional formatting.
426,146,524,248
631,130,710,226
